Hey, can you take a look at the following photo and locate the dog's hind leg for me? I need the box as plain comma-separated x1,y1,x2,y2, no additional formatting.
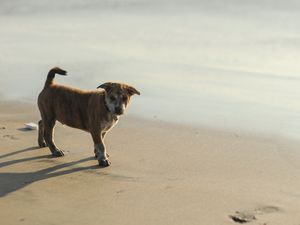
38,120,47,148
43,119,64,157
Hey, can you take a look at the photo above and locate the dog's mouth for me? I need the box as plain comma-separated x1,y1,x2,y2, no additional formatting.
114,111,124,116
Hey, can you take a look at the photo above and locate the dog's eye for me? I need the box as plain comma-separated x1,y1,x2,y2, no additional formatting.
122,96,127,101
110,96,116,101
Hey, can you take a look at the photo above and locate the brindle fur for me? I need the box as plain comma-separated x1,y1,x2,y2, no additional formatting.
37,67,140,167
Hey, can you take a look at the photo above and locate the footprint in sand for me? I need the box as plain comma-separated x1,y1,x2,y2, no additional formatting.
229,206,280,223
2,134,18,140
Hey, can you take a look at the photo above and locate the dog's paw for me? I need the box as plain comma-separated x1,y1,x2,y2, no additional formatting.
38,141,47,148
98,158,111,167
52,150,65,157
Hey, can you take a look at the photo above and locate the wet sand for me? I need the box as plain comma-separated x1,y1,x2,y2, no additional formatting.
1,100,300,225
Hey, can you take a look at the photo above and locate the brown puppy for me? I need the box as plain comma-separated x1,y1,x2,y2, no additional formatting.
37,67,140,167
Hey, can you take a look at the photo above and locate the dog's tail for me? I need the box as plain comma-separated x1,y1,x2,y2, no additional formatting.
44,67,67,87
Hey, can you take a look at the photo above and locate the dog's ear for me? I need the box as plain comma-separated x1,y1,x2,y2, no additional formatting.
97,82,113,92
126,85,140,96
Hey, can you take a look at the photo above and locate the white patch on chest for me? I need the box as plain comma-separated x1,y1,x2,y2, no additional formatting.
101,115,119,132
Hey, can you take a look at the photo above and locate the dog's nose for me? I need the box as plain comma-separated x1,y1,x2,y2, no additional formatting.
115,107,123,115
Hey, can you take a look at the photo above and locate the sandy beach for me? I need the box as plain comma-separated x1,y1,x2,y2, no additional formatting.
1,100,300,225
1,0,300,224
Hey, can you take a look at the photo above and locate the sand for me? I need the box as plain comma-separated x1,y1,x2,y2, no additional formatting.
1,1,300,224
0,100,300,225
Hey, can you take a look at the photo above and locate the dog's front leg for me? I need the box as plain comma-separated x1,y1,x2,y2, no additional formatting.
95,141,111,167
91,131,111,167
94,132,109,159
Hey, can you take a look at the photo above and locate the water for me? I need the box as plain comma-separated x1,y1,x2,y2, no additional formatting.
1,0,300,139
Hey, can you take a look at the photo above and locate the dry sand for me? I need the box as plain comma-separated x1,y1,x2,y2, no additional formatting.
1,100,300,225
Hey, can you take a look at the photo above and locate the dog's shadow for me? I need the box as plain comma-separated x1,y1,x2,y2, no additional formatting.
0,147,100,197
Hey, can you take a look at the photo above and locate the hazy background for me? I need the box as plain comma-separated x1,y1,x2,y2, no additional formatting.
1,0,300,138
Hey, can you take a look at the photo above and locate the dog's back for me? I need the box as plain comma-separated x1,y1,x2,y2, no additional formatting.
38,67,105,130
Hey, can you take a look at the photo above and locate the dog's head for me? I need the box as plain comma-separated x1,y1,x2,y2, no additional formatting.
97,82,140,115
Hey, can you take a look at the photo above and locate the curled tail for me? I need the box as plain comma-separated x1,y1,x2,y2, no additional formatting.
45,67,67,87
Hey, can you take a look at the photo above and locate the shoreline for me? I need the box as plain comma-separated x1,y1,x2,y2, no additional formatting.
2,97,297,143
1,100,300,225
